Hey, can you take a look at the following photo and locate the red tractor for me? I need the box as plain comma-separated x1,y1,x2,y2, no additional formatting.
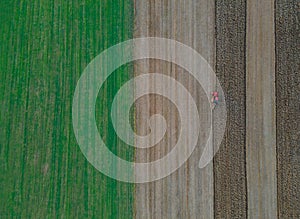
212,91,219,105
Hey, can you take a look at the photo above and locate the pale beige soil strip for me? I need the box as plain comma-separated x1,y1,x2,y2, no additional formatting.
134,0,215,218
246,0,277,218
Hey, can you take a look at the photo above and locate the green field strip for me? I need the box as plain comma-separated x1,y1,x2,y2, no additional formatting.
0,0,134,218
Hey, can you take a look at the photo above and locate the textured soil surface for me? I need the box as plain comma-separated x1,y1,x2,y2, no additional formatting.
276,1,300,218
214,1,247,218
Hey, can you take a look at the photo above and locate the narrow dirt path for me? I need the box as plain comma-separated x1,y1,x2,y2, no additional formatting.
246,0,277,218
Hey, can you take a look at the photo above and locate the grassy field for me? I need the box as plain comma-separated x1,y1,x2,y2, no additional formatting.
0,0,134,218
